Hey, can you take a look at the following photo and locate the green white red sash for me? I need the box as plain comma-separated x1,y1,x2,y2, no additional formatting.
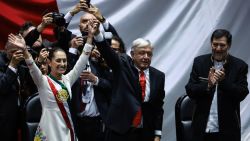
47,75,75,141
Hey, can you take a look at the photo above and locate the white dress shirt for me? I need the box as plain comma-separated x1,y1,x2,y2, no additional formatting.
78,61,100,117
205,61,224,133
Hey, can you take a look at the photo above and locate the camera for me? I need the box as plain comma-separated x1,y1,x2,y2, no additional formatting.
80,0,91,7
52,12,65,26
86,0,91,7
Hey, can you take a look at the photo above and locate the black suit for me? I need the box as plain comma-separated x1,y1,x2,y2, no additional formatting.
0,51,38,141
185,54,249,141
0,52,20,141
95,40,165,141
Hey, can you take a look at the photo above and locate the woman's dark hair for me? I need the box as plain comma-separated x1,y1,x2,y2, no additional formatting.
211,29,232,46
47,47,66,60
112,35,126,53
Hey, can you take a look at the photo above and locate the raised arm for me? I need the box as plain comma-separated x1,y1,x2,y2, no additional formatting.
94,31,121,71
24,13,53,47
0,46,23,94
66,20,97,86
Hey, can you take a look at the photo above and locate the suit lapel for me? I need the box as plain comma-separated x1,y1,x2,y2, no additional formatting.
129,59,141,101
89,61,98,76
89,61,94,73
149,67,156,101
75,79,82,113
134,67,142,103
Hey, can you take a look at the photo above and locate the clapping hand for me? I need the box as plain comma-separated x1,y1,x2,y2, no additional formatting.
214,68,225,82
208,67,225,89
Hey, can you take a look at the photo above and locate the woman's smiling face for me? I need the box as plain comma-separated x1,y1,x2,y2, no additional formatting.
49,50,67,78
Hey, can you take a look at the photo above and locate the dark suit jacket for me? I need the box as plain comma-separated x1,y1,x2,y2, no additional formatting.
0,52,19,141
71,60,112,121
95,40,165,137
185,54,249,141
0,51,38,140
68,50,112,137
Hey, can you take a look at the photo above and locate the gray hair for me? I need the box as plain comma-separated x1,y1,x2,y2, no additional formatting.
131,38,152,51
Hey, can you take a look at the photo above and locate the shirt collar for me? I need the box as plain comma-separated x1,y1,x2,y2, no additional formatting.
135,66,149,74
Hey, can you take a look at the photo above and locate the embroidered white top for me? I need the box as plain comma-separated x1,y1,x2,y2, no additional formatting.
25,43,92,141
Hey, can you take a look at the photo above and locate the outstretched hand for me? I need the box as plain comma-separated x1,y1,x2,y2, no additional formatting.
8,33,26,50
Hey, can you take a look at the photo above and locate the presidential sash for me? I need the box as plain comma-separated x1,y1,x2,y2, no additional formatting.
47,75,75,141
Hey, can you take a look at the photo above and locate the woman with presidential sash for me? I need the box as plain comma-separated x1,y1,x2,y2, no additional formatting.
7,20,99,141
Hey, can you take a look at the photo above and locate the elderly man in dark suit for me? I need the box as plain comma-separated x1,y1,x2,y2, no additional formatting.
185,29,249,141
0,41,26,141
93,27,165,140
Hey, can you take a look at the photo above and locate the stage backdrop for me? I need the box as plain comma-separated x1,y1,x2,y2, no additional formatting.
1,0,250,140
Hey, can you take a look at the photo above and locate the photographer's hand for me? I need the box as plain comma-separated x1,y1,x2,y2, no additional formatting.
70,0,88,16
91,48,101,59
70,36,84,49
37,12,53,32
80,71,98,84
37,48,49,63
86,19,100,44
88,4,105,23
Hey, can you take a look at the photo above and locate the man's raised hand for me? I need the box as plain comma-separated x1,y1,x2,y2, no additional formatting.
8,33,26,50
